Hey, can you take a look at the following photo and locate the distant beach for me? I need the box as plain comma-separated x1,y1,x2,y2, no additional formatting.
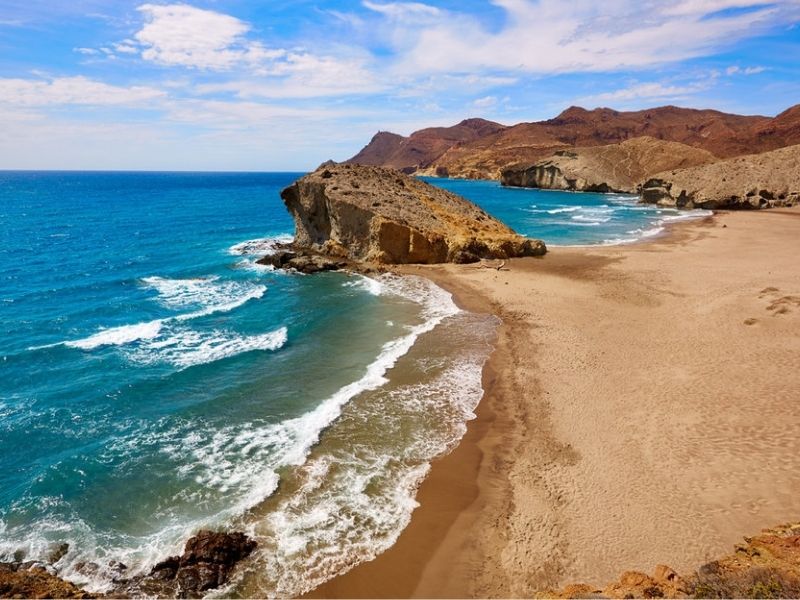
311,207,800,597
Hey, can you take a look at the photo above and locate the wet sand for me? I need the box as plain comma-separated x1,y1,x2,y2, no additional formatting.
311,208,800,598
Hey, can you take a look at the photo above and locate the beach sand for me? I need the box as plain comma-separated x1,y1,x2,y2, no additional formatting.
310,208,800,598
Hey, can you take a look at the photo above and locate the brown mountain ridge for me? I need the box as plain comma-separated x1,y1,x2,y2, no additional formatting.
345,104,800,180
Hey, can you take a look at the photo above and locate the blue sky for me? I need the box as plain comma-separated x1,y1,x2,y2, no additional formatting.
1,0,799,170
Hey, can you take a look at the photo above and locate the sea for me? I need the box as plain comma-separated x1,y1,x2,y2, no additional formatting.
0,171,709,596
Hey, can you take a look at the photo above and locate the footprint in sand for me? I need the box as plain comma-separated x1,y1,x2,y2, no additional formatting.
757,287,800,316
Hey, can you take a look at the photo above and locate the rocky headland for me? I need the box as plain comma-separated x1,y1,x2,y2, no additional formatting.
259,163,545,273
640,144,800,209
499,136,717,193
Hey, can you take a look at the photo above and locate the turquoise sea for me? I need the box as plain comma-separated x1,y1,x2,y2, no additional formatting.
0,171,708,596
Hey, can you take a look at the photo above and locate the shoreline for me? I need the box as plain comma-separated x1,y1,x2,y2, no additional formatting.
310,207,800,597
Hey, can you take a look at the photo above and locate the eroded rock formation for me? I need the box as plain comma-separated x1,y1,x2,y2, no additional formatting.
276,163,545,268
500,137,717,193
640,144,800,209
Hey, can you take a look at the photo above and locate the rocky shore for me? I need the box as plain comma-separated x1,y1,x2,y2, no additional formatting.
0,531,256,599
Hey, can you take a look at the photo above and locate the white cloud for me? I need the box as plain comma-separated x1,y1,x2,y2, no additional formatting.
368,0,794,76
113,41,139,54
473,95,498,108
74,47,100,55
134,3,280,70
663,0,775,16
726,65,766,75
0,76,167,107
581,82,704,104
362,1,441,20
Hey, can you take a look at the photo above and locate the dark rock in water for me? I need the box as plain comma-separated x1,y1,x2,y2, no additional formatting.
256,249,350,274
48,543,70,564
0,562,94,599
116,530,257,599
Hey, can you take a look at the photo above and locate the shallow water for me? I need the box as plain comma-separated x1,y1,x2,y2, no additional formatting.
423,177,711,245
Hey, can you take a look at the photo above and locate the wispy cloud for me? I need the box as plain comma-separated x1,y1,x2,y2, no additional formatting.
366,0,793,76
0,76,167,107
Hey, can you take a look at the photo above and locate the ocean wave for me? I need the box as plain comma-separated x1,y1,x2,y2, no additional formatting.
228,235,294,256
142,276,266,313
547,206,581,214
342,275,383,296
49,279,266,352
571,214,612,223
129,327,288,370
64,320,164,350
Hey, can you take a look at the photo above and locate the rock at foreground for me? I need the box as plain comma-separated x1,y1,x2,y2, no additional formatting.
114,530,257,599
0,562,93,599
543,522,800,599
641,143,800,209
279,164,546,265
500,136,717,193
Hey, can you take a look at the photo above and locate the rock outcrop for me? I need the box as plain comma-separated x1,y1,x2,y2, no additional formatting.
346,104,800,179
0,562,94,599
500,137,717,193
0,530,258,599
276,163,545,267
117,530,257,598
640,144,800,209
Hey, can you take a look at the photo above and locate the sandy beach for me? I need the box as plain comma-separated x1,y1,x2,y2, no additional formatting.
311,208,800,598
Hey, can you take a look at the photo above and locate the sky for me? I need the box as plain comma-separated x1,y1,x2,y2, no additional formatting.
1,0,799,171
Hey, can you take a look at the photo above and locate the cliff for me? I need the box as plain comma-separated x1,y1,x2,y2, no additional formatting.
500,136,717,193
272,163,545,268
346,104,800,179
640,144,800,209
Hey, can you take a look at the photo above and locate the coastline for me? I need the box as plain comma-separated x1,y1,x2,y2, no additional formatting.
310,207,800,597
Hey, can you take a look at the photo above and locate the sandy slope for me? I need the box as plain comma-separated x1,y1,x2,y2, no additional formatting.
310,208,800,598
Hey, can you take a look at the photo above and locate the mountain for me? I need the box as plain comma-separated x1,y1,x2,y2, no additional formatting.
345,118,506,173
345,104,800,179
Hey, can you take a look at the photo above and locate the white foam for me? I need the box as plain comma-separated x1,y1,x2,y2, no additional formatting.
547,206,581,214
174,285,266,321
236,258,275,273
64,320,163,350
129,327,288,370
57,279,266,352
571,214,612,223
342,275,384,296
228,235,294,256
